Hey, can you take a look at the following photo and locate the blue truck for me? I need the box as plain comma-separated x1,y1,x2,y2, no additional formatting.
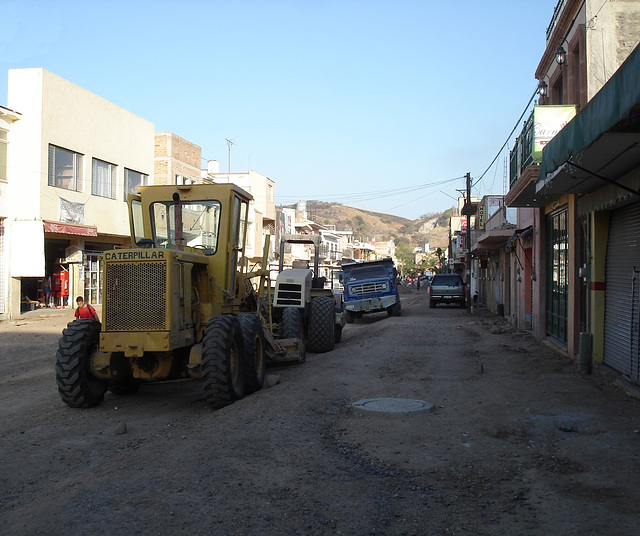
340,258,401,322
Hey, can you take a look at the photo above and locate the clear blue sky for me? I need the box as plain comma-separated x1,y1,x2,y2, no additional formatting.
0,0,557,220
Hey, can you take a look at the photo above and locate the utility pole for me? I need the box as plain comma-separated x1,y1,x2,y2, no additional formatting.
226,138,235,173
465,172,472,312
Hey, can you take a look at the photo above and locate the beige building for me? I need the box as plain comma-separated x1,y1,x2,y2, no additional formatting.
2,68,155,319
0,69,279,320
0,105,21,317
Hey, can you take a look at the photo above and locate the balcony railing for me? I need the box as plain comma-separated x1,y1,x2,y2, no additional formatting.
319,244,339,261
546,0,567,43
509,110,535,189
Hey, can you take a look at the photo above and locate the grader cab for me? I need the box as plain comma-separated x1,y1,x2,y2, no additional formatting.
56,183,305,409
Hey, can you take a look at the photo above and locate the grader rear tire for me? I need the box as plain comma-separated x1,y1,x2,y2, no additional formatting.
238,314,266,394
307,296,335,354
55,319,108,408
202,315,245,409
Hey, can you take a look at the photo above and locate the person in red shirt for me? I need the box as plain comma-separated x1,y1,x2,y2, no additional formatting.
74,296,100,322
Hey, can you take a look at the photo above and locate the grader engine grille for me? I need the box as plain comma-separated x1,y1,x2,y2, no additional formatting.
105,261,167,331
275,283,303,306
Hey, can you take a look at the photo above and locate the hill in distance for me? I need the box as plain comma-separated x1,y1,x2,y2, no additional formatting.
282,200,453,249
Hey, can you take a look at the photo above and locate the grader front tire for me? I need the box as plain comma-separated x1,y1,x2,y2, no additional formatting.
281,307,306,363
282,307,303,340
55,319,108,408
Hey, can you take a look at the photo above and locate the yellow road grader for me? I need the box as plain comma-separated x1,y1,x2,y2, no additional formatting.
55,182,336,409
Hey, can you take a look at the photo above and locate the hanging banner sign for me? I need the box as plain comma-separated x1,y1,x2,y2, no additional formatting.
533,105,577,162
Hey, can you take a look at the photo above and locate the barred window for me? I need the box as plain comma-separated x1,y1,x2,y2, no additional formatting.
124,168,147,200
48,144,83,191
92,158,116,199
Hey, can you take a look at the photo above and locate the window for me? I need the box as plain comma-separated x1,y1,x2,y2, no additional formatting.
0,130,7,182
150,198,221,254
92,158,116,199
348,265,389,281
48,144,83,191
124,168,147,200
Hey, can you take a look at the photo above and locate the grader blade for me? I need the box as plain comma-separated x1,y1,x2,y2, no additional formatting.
270,338,306,364
263,329,305,365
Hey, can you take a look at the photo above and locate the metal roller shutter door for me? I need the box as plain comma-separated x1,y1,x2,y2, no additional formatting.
603,202,640,382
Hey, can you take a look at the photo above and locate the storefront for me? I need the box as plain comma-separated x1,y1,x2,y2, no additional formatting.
40,222,124,308
536,44,640,368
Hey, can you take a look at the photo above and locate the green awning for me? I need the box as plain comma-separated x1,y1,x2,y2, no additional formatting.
537,43,640,197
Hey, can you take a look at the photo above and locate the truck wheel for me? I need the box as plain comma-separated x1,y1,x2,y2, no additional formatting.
238,314,266,394
55,319,107,408
334,324,343,343
388,297,402,317
430,300,436,308
307,296,335,353
202,315,245,409
345,311,355,324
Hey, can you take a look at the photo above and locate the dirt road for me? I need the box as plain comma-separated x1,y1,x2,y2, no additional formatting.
1,288,639,535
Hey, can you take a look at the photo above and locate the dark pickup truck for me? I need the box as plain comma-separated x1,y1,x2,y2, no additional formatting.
429,273,466,308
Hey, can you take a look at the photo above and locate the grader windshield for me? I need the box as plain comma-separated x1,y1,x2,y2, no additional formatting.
148,199,221,253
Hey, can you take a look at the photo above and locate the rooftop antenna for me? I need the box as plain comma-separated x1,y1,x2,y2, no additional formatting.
226,138,235,173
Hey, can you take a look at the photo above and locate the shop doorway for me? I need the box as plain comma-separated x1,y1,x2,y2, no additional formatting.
545,207,568,345
44,239,71,308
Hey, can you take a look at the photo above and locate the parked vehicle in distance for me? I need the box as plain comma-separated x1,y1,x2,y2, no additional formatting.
429,273,466,308
341,258,401,322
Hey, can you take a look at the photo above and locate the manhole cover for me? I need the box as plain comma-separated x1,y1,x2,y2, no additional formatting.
352,398,434,413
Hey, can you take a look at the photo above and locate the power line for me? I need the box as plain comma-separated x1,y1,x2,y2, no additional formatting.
277,175,464,205
472,86,539,189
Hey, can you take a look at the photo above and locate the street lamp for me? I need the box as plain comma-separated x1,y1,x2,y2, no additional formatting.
555,44,567,65
538,79,548,97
